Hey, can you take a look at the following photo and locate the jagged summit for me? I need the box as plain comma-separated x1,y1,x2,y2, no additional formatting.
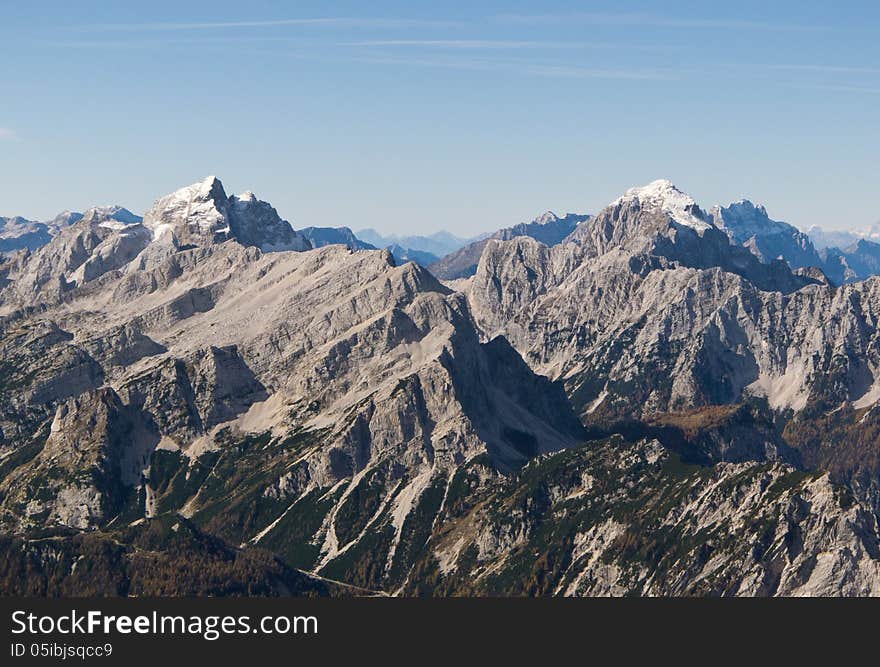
533,211,559,225
718,199,769,220
612,179,712,231
711,200,782,239
0,177,312,308
143,175,228,240
142,176,310,252
710,199,824,271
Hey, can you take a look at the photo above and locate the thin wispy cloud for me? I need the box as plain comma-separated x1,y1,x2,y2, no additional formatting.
342,39,683,53
342,39,588,50
0,128,17,141
337,53,670,81
520,64,668,81
45,35,683,56
793,83,880,94
40,36,321,49
75,17,460,32
695,62,880,87
496,12,816,32
767,64,880,75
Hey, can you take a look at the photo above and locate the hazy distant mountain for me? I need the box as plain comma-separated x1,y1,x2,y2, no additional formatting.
0,216,55,255
350,228,465,267
710,200,823,270
383,243,439,266
809,222,880,250
699,201,880,285
0,211,85,255
300,227,440,266
429,211,590,280
820,238,880,285
808,226,862,250
795,223,880,284
300,226,375,251
356,228,474,258
47,210,86,229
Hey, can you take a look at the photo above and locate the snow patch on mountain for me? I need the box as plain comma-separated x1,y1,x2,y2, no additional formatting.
613,179,712,232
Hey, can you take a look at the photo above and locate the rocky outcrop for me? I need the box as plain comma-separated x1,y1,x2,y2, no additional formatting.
0,389,136,532
405,437,880,596
0,321,104,447
429,211,589,280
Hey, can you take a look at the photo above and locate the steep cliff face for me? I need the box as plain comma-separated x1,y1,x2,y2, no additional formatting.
0,388,138,532
404,437,880,597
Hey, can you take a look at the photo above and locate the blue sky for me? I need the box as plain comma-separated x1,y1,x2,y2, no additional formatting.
1,1,878,235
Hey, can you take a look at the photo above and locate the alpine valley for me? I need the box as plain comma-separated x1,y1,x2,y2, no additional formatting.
1,177,880,597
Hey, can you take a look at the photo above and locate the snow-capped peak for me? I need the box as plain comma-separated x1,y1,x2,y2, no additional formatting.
196,174,222,192
612,179,712,232
171,176,226,206
143,176,229,238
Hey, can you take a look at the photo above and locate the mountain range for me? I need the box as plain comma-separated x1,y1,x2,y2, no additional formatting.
2,177,880,596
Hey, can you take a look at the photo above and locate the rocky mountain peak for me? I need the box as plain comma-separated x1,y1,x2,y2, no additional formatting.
709,199,824,271
142,176,309,252
226,189,310,252
81,206,142,226
711,200,783,240
728,198,768,216
47,210,85,230
533,211,560,225
612,179,712,232
143,176,229,244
